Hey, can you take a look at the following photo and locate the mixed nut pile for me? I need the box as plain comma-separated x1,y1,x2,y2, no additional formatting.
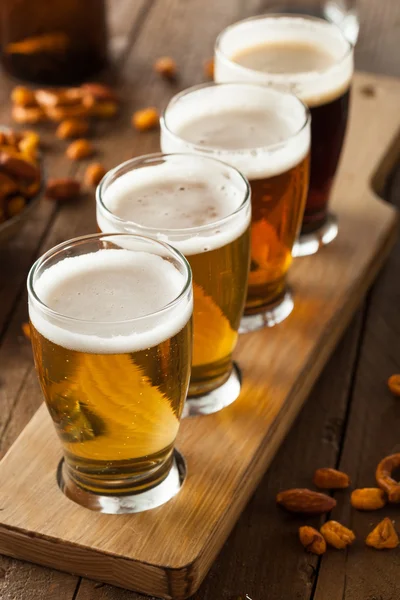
277,452,400,553
274,378,400,556
0,129,41,223
9,81,119,205
4,56,214,213
11,82,119,124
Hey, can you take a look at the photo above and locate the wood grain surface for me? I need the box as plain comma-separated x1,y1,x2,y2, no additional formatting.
0,0,399,599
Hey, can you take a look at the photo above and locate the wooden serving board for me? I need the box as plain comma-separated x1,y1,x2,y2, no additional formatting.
0,72,399,600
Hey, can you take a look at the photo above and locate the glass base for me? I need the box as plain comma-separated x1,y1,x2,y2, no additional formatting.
184,363,241,416
240,289,294,333
58,451,186,514
293,214,338,257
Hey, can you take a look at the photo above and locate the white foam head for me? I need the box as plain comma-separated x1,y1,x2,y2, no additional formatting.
215,15,353,107
97,154,251,256
160,84,310,180
29,247,192,353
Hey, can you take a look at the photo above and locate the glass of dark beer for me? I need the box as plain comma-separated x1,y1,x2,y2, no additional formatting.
161,83,310,332
215,15,354,256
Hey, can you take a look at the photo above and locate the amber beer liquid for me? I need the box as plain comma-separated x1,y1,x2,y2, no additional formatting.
28,235,192,502
215,15,354,254
97,154,251,403
160,84,310,328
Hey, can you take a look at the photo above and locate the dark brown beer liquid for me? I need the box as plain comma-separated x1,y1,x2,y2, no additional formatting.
304,90,350,233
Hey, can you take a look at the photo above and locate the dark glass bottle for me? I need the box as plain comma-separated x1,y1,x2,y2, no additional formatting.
0,0,108,85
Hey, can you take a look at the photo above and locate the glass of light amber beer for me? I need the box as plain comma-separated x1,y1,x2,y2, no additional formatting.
27,233,193,513
96,153,251,415
160,84,310,332
214,14,354,256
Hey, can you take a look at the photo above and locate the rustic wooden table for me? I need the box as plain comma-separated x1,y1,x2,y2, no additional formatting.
0,1,399,599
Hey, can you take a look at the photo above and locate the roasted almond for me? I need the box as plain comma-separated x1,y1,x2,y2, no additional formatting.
66,139,94,161
56,118,89,140
313,468,350,489
154,56,177,79
132,107,159,131
0,151,39,182
45,178,81,201
84,162,106,187
276,488,336,514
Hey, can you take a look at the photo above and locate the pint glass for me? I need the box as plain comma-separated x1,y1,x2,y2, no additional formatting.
97,153,251,414
161,84,310,331
215,15,354,256
28,233,193,513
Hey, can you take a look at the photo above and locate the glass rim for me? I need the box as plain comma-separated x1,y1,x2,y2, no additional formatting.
160,82,310,156
96,151,251,236
215,13,354,81
27,232,193,326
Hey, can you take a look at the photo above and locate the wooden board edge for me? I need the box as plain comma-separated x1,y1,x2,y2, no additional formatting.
371,133,400,199
355,71,400,198
0,524,184,600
